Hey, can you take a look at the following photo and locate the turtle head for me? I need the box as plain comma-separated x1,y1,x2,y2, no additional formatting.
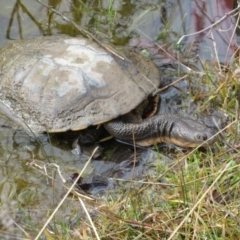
166,116,217,148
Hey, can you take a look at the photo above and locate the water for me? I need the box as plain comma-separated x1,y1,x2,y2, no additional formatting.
0,0,236,238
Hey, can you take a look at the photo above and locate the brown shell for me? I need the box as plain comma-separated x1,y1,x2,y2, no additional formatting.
0,36,160,133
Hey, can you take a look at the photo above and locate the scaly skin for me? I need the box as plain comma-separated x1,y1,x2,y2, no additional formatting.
104,114,216,147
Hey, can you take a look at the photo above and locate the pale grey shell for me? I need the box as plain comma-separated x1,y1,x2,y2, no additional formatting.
0,36,160,133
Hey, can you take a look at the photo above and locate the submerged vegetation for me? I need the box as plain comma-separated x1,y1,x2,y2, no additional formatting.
0,0,240,239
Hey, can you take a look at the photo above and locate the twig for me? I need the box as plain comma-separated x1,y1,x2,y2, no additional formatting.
27,160,67,183
209,30,221,71
156,74,188,94
136,28,199,75
131,131,137,181
177,4,240,45
228,11,240,63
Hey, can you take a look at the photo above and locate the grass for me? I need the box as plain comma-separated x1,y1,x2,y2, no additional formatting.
91,151,240,240
1,1,240,240
72,0,117,38
11,137,239,239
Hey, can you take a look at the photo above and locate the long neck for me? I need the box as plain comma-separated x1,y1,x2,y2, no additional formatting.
104,115,176,146
104,114,215,147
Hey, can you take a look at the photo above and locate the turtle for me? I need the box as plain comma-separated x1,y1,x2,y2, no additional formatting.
0,35,215,148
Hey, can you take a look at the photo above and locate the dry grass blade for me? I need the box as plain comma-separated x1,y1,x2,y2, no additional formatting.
78,197,100,240
167,160,233,240
34,146,99,240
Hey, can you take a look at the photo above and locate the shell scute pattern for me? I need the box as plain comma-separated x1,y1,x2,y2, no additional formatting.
0,36,160,133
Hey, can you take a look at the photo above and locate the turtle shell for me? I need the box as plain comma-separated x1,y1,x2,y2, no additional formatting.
0,36,160,133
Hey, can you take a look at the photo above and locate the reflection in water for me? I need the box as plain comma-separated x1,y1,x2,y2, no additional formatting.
189,0,236,63
168,0,236,63
0,108,167,236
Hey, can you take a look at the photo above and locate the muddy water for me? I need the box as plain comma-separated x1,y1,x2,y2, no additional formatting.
0,0,236,237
